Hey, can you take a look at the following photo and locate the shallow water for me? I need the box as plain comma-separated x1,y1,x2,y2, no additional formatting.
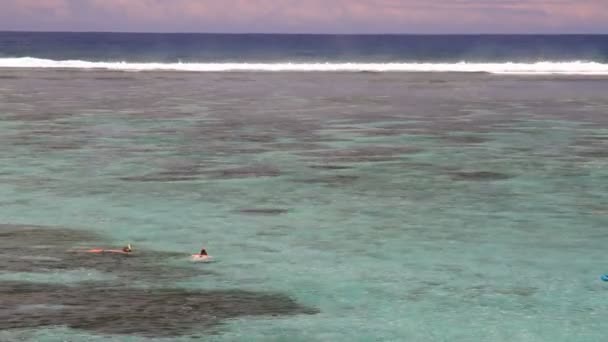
1,70,608,341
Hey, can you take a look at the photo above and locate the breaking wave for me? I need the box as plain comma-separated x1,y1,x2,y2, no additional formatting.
1,57,608,75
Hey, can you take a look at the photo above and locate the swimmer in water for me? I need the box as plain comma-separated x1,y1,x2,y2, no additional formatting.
122,244,133,253
81,243,132,255
190,247,211,262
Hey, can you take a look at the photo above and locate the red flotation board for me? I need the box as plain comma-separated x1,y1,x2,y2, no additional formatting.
86,248,130,255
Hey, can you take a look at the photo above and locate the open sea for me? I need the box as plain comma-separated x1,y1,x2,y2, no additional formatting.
1,32,608,341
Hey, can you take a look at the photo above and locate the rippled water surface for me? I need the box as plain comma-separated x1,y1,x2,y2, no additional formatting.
1,70,608,341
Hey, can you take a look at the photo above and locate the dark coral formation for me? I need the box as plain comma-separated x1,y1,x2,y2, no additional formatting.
0,224,317,337
0,282,317,337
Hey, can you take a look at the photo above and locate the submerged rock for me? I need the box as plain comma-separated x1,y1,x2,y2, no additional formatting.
449,171,512,181
0,281,318,337
239,208,289,215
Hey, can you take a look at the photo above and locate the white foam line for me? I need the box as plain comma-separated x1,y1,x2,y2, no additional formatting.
1,57,608,75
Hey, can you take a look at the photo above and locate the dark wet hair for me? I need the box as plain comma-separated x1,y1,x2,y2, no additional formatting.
200,249,207,256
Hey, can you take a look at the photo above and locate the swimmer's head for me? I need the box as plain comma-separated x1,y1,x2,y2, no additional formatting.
200,248,207,256
123,244,132,253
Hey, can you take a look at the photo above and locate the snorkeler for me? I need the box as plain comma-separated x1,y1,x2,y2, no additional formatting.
191,247,212,262
81,243,133,255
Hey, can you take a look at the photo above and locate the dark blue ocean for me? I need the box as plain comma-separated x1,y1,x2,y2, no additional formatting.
1,32,608,62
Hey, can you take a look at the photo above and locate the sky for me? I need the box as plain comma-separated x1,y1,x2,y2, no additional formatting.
1,0,607,34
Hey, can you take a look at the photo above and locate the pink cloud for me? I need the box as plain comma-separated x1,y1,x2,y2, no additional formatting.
3,0,70,17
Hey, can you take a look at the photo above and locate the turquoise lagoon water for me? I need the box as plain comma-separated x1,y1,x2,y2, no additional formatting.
1,70,608,341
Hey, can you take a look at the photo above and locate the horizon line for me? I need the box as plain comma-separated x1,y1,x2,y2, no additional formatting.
1,30,607,36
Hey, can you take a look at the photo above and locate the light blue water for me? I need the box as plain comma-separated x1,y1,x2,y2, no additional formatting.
1,70,608,341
